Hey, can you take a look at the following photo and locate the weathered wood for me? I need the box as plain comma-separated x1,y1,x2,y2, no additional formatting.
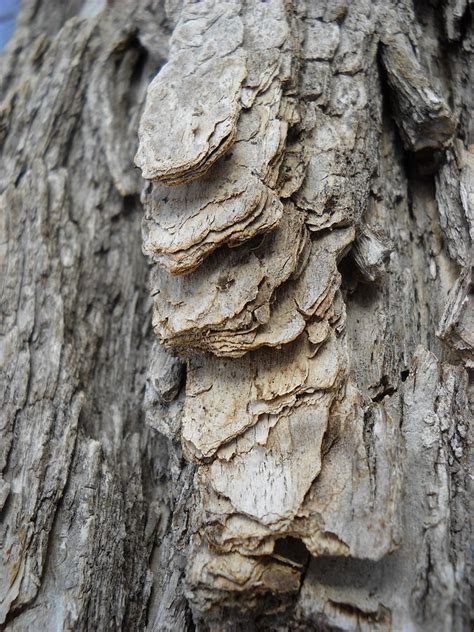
0,2,170,628
1,1,472,631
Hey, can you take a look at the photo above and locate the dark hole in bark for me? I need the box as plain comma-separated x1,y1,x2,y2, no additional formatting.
372,374,397,402
122,194,139,217
273,536,310,569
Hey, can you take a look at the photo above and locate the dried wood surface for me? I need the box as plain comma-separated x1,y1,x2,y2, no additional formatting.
0,1,472,631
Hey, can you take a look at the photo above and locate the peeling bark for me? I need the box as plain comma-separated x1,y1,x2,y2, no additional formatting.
1,1,472,631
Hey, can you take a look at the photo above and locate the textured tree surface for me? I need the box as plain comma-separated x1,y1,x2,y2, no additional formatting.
0,1,472,631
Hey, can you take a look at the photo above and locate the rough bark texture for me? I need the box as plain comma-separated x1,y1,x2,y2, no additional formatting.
0,1,472,631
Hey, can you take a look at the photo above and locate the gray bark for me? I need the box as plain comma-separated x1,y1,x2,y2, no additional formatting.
0,1,472,631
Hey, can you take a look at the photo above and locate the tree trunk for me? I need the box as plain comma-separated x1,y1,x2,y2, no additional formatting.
0,1,471,631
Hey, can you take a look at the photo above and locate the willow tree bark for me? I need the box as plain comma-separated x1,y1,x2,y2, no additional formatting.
0,1,472,631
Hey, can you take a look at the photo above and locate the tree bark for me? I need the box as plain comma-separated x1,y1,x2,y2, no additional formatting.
0,1,471,631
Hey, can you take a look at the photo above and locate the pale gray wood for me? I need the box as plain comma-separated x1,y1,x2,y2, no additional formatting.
1,1,471,631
